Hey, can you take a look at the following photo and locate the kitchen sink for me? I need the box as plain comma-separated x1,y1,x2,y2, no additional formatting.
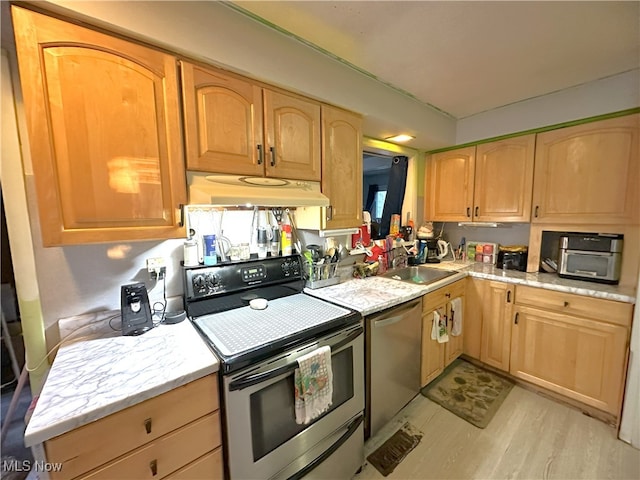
381,266,458,285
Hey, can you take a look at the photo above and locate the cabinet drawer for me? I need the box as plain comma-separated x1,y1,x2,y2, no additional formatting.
47,375,218,480
165,447,223,480
423,279,465,313
515,286,632,327
79,412,221,480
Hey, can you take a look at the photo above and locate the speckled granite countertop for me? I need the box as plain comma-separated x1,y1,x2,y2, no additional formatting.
305,261,636,314
24,311,219,447
435,261,636,304
304,272,467,315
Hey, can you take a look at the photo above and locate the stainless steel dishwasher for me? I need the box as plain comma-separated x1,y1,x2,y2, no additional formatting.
365,297,422,438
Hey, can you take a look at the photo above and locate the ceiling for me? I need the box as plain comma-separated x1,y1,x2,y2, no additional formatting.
232,1,639,121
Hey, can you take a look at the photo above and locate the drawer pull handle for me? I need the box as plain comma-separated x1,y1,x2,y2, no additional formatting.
256,144,263,165
534,205,539,217
514,312,519,325
150,459,158,476
445,293,451,298
475,206,479,217
466,207,471,218
506,291,511,303
270,146,276,166
563,301,569,307
144,418,152,434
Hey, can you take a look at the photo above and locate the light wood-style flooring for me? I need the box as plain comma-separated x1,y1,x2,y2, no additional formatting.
354,385,640,480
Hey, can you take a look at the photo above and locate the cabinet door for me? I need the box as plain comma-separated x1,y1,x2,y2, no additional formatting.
264,90,321,181
510,306,629,415
444,295,464,366
321,106,363,229
181,61,264,176
480,282,514,371
474,135,535,222
531,114,640,224
463,278,483,360
13,7,186,245
421,309,445,387
425,146,475,222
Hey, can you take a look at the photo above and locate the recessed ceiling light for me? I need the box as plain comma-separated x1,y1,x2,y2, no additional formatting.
384,134,415,143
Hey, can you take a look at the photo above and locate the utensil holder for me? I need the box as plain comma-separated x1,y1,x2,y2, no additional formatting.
304,260,340,289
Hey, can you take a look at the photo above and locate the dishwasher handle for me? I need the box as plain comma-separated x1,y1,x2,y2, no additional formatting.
371,298,421,328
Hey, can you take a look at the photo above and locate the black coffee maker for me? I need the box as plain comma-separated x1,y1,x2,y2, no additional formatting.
416,239,441,264
425,239,441,263
121,283,154,336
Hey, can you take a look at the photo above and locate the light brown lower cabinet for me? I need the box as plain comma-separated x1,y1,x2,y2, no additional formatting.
421,279,466,386
45,374,223,480
463,278,514,372
511,286,632,416
480,281,515,372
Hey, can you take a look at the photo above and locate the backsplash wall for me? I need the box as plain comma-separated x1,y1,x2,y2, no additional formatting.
441,223,531,252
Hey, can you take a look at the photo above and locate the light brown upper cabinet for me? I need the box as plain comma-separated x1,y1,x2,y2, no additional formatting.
12,7,186,246
531,114,639,225
295,106,363,230
425,135,535,223
320,105,363,229
474,136,535,222
181,61,321,181
425,146,475,222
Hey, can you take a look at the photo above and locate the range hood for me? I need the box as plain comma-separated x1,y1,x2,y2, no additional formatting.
187,172,330,207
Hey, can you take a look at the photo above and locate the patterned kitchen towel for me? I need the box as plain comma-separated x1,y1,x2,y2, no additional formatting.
431,308,439,340
294,345,333,424
450,297,463,336
432,308,449,343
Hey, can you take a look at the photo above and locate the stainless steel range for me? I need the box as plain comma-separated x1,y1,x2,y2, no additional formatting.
184,255,364,480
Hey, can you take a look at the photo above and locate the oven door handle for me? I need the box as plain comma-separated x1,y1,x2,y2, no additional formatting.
285,414,364,480
229,326,363,391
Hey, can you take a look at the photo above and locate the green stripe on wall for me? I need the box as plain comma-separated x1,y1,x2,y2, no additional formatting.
426,108,640,154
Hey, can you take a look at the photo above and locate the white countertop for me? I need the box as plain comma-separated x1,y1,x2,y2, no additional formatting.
26,264,634,447
24,311,219,447
305,261,635,315
436,261,636,303
305,271,467,315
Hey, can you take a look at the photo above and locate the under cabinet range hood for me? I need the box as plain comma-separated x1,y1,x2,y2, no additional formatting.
187,172,330,207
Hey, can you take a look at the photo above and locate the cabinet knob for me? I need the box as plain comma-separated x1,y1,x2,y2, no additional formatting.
144,418,152,434
563,301,569,307
256,144,263,165
150,459,158,477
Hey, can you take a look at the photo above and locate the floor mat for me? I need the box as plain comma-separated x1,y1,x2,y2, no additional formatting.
366,422,423,477
421,358,514,428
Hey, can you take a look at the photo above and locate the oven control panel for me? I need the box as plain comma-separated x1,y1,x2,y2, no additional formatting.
191,271,222,297
241,265,267,282
184,255,304,300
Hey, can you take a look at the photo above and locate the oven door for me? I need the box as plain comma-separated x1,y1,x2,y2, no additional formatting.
223,321,364,480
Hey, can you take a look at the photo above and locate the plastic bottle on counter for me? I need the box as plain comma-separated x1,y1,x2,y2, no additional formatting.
183,237,199,266
281,224,292,256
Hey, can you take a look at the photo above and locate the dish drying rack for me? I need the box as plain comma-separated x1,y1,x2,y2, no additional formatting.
304,260,340,289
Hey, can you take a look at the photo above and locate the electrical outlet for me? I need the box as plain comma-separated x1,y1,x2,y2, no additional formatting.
146,257,167,280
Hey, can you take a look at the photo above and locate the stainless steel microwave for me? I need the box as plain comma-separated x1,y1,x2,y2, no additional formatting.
558,234,623,284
